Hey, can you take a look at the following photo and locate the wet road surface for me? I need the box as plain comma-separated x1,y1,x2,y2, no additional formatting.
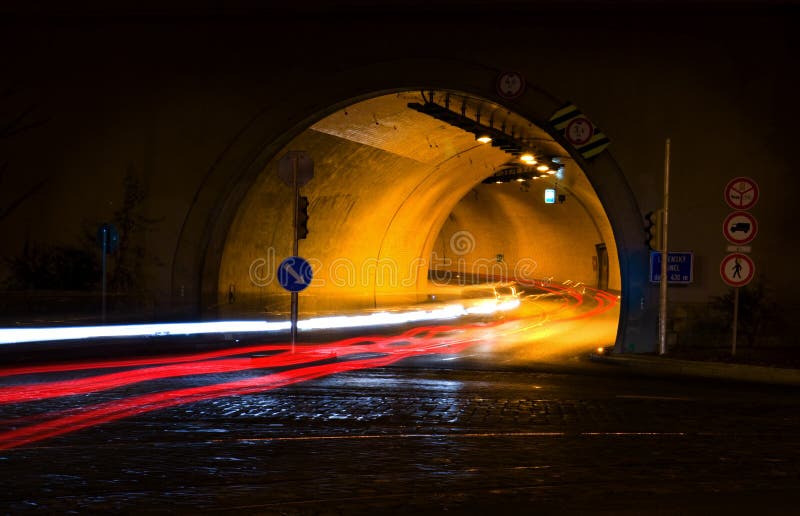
2,359,800,515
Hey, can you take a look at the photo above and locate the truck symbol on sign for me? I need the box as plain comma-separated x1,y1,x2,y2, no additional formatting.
730,222,751,233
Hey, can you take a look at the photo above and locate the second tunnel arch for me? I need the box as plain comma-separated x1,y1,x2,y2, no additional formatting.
173,59,654,354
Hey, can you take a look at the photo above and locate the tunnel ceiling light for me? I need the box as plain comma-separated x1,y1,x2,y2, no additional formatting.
408,94,571,177
408,98,526,157
483,167,534,184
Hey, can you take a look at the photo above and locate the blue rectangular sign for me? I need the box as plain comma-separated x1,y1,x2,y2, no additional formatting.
650,251,693,284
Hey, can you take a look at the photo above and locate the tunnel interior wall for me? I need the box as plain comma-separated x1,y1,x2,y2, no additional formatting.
217,107,514,316
433,181,617,290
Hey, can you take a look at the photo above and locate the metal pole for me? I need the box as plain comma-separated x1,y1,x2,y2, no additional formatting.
732,287,739,356
101,226,107,323
659,138,670,355
291,157,299,353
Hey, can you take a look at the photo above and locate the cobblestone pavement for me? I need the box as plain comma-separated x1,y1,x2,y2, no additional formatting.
2,361,800,514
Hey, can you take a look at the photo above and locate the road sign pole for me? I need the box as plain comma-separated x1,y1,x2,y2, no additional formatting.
659,138,670,355
101,226,107,323
278,151,314,354
732,287,739,356
290,291,298,353
291,157,300,352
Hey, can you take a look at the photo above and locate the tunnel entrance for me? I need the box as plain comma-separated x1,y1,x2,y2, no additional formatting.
216,90,620,347
170,59,656,354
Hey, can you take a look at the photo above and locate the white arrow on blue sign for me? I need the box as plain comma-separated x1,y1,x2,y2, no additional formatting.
277,256,313,292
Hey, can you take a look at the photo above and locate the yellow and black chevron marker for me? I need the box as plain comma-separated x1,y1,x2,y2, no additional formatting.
548,103,610,159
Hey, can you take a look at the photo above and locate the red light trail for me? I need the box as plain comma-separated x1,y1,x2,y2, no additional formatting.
0,285,617,450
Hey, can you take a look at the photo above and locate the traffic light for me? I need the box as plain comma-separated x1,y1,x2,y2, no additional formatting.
297,195,309,240
645,209,663,251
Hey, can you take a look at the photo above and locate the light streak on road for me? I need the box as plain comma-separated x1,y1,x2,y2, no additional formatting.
0,325,490,449
0,302,497,345
0,283,617,450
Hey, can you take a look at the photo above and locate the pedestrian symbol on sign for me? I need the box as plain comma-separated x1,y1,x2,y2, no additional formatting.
720,253,754,287
732,257,742,279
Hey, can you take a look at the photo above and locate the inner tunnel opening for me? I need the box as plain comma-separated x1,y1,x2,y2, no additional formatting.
217,90,620,359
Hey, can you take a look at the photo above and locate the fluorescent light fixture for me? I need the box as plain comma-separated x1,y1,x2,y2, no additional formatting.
519,153,536,163
476,135,492,143
536,164,550,172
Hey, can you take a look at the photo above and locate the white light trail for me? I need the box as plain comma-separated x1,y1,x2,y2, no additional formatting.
298,304,466,330
464,298,520,315
0,300,519,345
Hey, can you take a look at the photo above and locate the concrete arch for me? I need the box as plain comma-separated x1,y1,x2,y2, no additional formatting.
172,57,654,353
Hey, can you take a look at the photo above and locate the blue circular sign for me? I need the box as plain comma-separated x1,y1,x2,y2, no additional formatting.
277,256,313,292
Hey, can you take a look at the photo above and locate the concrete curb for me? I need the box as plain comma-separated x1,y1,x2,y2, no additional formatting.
589,353,800,386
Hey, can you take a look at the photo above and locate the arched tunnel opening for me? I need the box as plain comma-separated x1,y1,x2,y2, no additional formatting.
215,90,621,362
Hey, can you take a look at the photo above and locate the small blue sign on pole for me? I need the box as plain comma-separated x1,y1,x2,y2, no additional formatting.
97,223,119,323
277,256,313,292
650,251,693,284
97,223,120,254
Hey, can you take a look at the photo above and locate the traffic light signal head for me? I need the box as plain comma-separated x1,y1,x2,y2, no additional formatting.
645,209,663,251
297,195,309,240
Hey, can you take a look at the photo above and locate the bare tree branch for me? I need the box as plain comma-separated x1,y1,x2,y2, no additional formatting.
0,178,46,223
0,104,49,139
0,89,50,222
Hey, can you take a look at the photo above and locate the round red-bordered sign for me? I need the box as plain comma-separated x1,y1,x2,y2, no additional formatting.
565,117,594,146
495,71,526,99
723,211,758,245
724,176,759,210
720,253,755,287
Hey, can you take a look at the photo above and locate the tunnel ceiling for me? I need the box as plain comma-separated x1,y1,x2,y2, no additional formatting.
311,92,564,173
308,92,606,208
